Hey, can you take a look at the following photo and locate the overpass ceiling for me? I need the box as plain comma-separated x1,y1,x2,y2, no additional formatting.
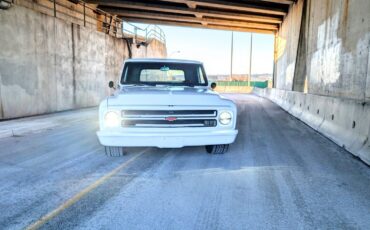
84,0,294,34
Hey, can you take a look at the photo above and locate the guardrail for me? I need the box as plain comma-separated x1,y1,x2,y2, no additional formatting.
254,88,370,166
214,81,269,93
21,0,165,44
216,81,269,88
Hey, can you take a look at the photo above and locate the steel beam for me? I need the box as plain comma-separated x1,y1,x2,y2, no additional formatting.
94,2,283,24
122,17,275,34
84,0,285,33
155,0,287,15
111,9,278,30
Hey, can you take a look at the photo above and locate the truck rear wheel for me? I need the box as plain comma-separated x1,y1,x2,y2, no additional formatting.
205,144,229,154
104,146,126,157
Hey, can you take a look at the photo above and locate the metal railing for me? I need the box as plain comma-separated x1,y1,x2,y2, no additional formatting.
122,21,166,44
23,0,166,44
71,0,166,44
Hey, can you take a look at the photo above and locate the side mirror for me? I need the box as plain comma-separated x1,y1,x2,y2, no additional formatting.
108,81,115,89
210,82,217,90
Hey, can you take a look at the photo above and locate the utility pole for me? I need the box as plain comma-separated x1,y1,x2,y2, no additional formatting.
230,31,234,81
249,33,253,87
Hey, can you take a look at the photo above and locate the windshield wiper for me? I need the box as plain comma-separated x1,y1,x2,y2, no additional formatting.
183,81,195,87
153,83,196,88
154,84,170,87
124,83,152,87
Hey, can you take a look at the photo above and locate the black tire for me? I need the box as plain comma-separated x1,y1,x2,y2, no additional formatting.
104,146,126,157
205,144,229,154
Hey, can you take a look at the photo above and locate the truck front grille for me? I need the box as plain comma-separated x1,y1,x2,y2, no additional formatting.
121,110,217,128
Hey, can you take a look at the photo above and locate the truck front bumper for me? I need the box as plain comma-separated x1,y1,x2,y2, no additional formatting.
96,129,238,148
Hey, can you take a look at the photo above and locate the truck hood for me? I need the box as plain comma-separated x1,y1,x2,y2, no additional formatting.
107,86,233,107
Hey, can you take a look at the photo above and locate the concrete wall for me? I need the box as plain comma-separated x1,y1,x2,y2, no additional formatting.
255,88,370,166
0,4,166,119
268,0,370,165
275,0,370,102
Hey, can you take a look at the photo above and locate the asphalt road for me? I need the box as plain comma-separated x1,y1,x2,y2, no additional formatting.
1,94,370,230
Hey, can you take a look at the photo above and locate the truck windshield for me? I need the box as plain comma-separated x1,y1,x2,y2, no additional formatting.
121,62,208,86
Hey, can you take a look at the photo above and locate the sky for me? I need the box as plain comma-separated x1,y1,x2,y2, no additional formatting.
135,24,275,76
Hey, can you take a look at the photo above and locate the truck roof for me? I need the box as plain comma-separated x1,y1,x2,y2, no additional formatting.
125,58,203,65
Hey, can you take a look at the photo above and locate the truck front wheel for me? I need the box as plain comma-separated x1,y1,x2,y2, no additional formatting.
104,146,126,157
205,144,229,154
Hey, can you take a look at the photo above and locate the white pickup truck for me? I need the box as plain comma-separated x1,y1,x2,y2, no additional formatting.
97,58,238,155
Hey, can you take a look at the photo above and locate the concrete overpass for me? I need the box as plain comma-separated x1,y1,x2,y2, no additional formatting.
0,0,370,229
84,0,294,34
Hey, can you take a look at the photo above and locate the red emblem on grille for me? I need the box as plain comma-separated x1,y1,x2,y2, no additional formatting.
165,117,177,122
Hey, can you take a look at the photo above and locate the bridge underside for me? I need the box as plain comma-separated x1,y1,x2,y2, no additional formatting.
84,0,296,34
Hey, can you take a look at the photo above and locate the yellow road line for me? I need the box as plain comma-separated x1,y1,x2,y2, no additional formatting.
26,150,147,230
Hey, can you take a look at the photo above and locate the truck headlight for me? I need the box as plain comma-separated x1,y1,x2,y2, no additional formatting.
219,111,232,125
104,111,120,127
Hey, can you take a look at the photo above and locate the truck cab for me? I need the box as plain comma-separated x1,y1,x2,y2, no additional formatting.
97,58,238,155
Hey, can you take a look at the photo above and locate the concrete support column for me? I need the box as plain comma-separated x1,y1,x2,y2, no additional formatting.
292,0,308,92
